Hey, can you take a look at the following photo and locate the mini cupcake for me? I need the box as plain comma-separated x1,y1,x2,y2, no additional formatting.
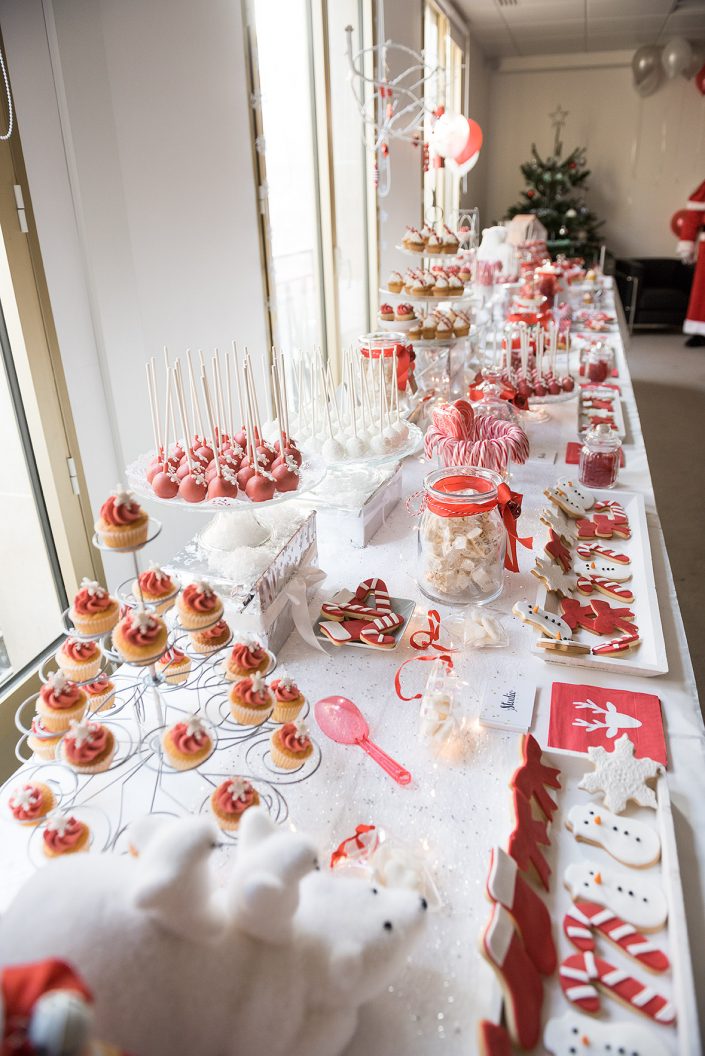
229,672,274,726
162,714,213,771
132,564,178,612
8,781,56,825
84,673,117,712
387,271,404,293
210,777,260,831
95,485,149,549
442,225,459,253
421,315,437,340
270,672,306,723
61,718,116,774
70,578,120,637
436,315,453,339
402,226,425,252
420,222,435,243
112,608,168,666
177,580,224,631
454,311,470,337
379,303,395,323
408,319,422,341
395,303,415,323
190,619,231,656
411,272,427,297
36,672,87,733
28,717,63,761
224,635,270,679
155,647,192,685
433,275,450,298
270,719,313,770
42,813,90,858
448,274,464,293
426,231,444,254
55,637,102,682
458,265,472,284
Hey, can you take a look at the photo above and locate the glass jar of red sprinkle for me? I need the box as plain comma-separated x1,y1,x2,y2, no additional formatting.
586,345,614,383
579,423,622,489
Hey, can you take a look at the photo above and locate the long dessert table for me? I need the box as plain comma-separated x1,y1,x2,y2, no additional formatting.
0,280,703,1054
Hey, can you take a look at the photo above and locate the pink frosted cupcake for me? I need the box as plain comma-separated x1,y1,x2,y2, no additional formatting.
270,672,305,723
8,781,56,825
132,564,178,612
229,673,273,726
84,673,117,712
61,718,116,774
28,717,63,761
55,637,102,682
69,579,120,637
95,486,149,549
177,580,224,631
155,647,192,685
43,813,90,858
224,636,270,680
210,777,260,831
270,720,313,770
36,673,87,733
162,714,213,771
190,619,231,655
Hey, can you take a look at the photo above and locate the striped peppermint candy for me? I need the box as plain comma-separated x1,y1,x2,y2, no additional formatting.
563,899,669,972
559,951,676,1024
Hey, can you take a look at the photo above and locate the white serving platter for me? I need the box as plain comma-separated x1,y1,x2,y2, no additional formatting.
313,594,416,651
509,750,697,1056
532,488,668,676
578,388,626,439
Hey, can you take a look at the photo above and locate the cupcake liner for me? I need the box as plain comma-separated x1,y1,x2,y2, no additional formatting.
159,663,191,685
113,625,168,666
70,608,119,637
271,697,305,724
62,736,116,775
28,737,59,761
97,520,149,550
270,741,309,770
210,791,260,831
36,698,87,733
229,701,273,727
55,654,102,683
224,657,270,680
190,635,230,656
177,600,224,631
132,582,178,614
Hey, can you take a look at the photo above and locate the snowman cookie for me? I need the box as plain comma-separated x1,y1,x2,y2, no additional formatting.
574,556,632,582
564,860,668,931
545,484,592,520
555,478,595,513
512,601,571,640
544,1010,669,1056
565,803,661,867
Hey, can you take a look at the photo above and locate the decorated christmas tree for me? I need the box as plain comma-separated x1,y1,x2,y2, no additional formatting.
505,106,603,257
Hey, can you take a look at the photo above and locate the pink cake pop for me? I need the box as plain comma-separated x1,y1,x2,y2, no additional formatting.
245,472,276,502
152,465,179,499
207,467,238,500
179,470,207,503
272,456,300,493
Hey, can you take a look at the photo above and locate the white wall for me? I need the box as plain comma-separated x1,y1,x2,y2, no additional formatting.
461,32,489,222
0,0,269,574
484,51,705,258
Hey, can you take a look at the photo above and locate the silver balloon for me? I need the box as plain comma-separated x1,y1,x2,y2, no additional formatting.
661,37,692,79
632,45,663,90
635,67,662,97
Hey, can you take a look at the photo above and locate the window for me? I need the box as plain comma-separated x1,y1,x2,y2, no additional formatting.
246,0,374,377
423,1,464,226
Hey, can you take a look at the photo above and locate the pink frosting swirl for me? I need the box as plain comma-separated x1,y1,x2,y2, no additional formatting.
159,648,186,665
138,568,174,596
64,723,111,764
229,643,266,670
43,816,85,853
198,619,229,642
73,586,112,615
270,678,301,703
213,779,257,815
85,674,114,697
9,783,47,821
232,678,271,709
169,722,210,754
120,612,163,645
99,494,144,526
39,680,83,710
276,723,311,755
62,638,99,663
182,583,218,613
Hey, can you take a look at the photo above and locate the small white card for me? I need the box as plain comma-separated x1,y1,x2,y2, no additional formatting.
527,444,557,464
479,679,536,733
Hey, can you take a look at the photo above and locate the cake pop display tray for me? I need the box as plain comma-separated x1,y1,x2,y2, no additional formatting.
487,748,698,1056
126,451,327,512
320,421,423,470
529,488,668,677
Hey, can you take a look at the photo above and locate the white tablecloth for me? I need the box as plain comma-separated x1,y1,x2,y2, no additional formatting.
1,283,703,1054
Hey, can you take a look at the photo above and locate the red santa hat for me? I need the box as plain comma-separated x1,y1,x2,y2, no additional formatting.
686,178,705,210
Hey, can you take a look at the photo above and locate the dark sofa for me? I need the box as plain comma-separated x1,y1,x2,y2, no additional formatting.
614,257,694,332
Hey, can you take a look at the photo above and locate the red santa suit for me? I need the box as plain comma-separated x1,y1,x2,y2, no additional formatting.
677,178,705,336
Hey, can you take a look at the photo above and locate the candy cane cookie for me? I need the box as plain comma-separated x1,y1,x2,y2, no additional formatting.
563,898,669,972
559,951,676,1024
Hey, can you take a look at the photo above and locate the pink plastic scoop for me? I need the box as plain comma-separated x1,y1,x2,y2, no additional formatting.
314,695,412,786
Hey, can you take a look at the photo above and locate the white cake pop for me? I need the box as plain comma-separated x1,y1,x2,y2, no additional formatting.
346,435,368,459
322,436,345,461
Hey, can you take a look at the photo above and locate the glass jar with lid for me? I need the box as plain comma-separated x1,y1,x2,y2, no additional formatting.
418,467,507,605
579,422,622,489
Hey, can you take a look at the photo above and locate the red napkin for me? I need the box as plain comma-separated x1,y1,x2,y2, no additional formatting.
548,682,667,766
565,442,625,466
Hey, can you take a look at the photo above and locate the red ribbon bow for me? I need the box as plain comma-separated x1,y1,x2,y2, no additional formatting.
496,482,533,573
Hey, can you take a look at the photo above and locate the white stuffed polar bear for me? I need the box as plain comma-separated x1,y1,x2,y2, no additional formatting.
0,810,427,1056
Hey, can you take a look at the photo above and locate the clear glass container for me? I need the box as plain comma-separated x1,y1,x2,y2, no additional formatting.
472,368,518,424
418,467,506,605
585,343,614,383
579,422,622,489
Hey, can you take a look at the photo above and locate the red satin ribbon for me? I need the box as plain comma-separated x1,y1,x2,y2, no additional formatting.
394,654,454,701
424,475,533,574
409,609,456,652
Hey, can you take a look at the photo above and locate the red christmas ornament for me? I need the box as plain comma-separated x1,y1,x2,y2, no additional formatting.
569,161,577,170
695,62,705,96
381,142,389,157
527,189,535,199
670,208,690,237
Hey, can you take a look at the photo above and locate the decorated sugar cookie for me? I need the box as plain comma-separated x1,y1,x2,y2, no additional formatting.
544,528,573,573
555,478,595,514
564,860,668,931
574,556,632,582
544,1010,669,1056
578,734,662,813
486,846,556,976
477,1020,512,1056
359,612,404,649
592,633,642,656
540,505,578,544
576,575,635,604
559,597,597,633
510,733,561,822
577,514,631,541
508,788,551,890
588,600,638,636
563,898,669,972
321,601,389,622
318,620,365,646
481,903,543,1050
576,542,630,565
558,950,675,1024
531,556,578,597
512,600,571,640
537,638,591,656
354,577,392,613
545,486,589,520
566,803,661,867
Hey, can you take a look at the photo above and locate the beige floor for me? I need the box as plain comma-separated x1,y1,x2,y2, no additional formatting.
627,331,705,704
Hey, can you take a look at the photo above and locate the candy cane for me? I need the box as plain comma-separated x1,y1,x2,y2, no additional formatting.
559,951,675,1025
563,900,669,972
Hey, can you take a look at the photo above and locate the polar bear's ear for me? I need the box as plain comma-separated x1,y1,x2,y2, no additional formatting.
240,873,285,917
238,807,277,850
329,941,363,993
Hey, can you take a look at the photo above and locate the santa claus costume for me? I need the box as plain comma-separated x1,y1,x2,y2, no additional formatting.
676,178,705,344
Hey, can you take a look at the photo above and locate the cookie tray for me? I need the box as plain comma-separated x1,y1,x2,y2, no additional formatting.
486,749,698,1055
578,389,625,438
531,488,668,676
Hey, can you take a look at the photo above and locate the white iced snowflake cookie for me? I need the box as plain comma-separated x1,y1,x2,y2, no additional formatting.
566,803,661,868
531,556,578,597
578,734,663,814
540,505,578,544
544,1009,668,1056
512,600,571,640
564,860,668,931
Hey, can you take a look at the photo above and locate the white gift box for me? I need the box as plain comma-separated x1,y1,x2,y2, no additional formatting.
313,464,402,548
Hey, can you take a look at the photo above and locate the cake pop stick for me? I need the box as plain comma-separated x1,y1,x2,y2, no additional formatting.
200,370,221,476
173,367,194,471
146,360,161,456
231,341,245,434
278,349,291,438
213,350,227,443
272,363,286,454
186,350,205,443
224,347,234,441
244,347,264,442
325,359,344,436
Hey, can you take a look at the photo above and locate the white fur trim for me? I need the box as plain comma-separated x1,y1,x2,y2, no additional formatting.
686,201,705,210
485,904,513,964
487,846,516,907
684,319,705,335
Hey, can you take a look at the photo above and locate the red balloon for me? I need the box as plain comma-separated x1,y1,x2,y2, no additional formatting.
696,62,705,96
671,209,690,237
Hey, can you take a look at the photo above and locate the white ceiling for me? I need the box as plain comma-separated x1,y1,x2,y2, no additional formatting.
454,0,705,58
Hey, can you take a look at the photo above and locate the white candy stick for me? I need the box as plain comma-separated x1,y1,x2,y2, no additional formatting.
146,360,161,455
278,349,290,438
163,372,173,462
393,350,401,422
201,369,221,476
187,350,205,442
243,360,260,474
162,346,171,453
225,347,234,439
325,360,344,435
244,347,264,437
272,363,286,454
213,350,227,444
173,365,194,471
378,354,384,434
231,341,245,432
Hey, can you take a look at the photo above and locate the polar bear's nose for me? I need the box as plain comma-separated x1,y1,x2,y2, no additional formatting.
420,897,428,911
383,921,393,931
